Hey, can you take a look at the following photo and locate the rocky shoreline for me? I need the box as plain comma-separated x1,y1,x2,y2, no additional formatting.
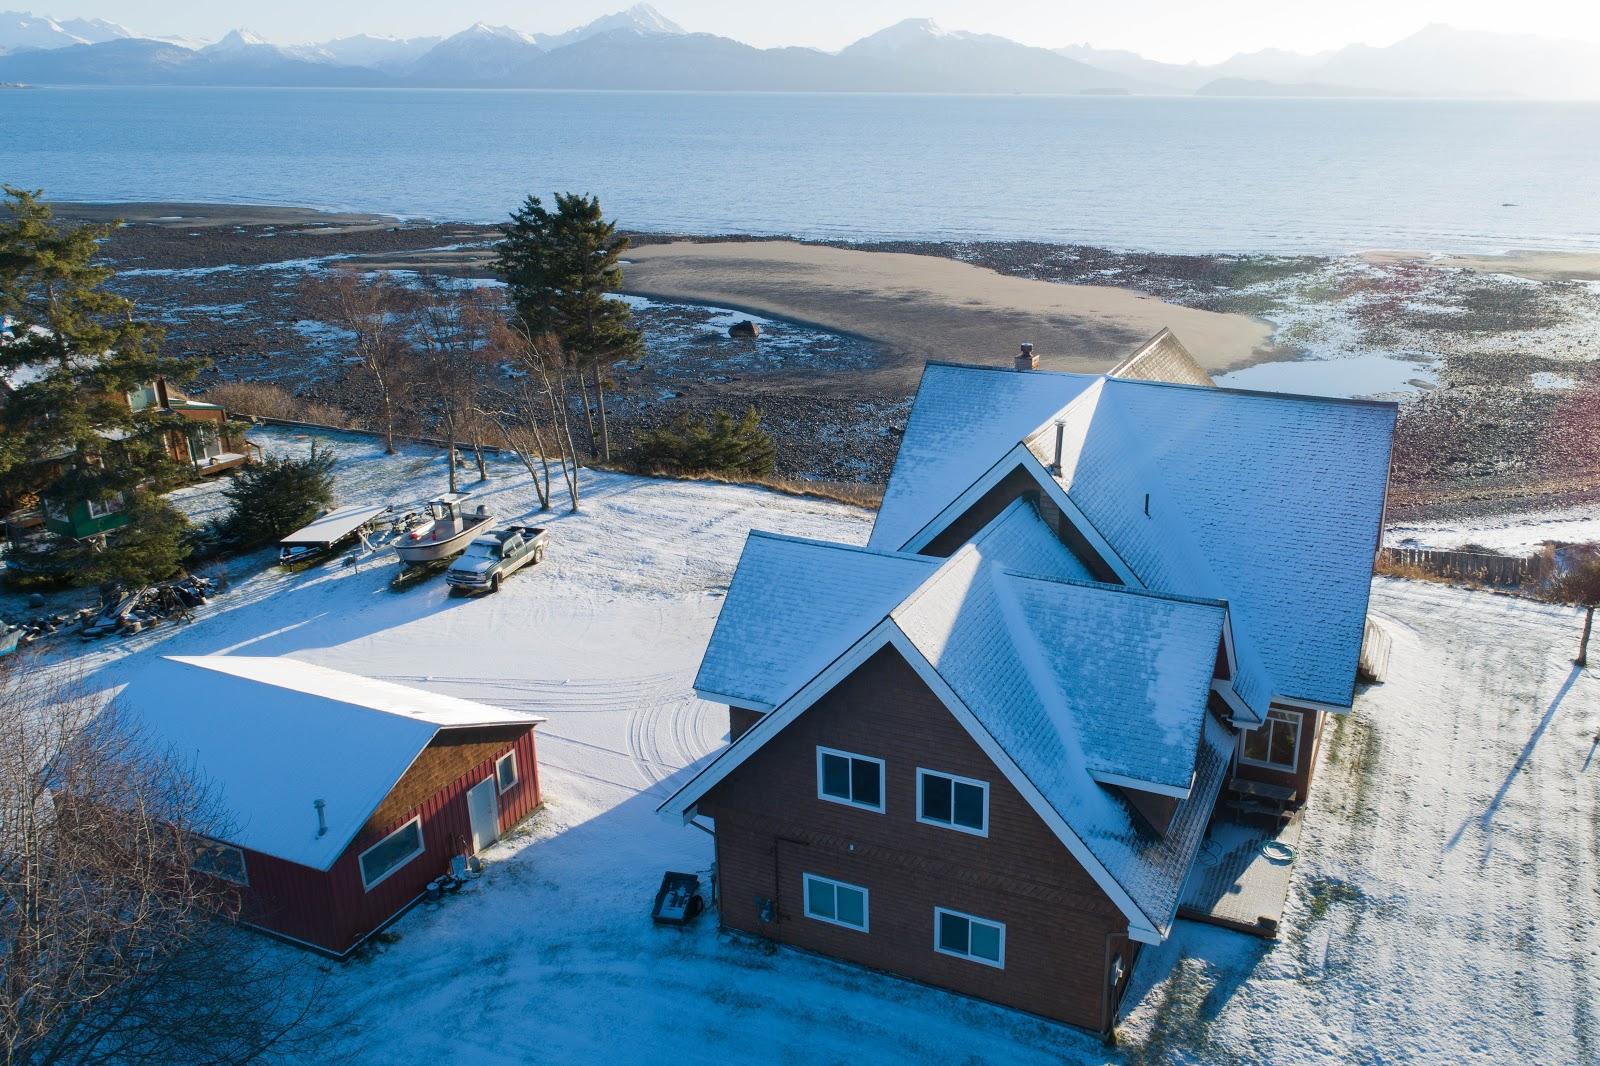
61,203,1600,528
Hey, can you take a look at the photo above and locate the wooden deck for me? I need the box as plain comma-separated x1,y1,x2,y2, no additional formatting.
194,452,250,476
1177,810,1304,938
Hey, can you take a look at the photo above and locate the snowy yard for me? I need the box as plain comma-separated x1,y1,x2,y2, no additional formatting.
34,428,1600,1064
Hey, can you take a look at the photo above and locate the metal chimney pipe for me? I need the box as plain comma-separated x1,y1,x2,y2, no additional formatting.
314,799,328,837
1015,342,1038,372
1049,419,1066,475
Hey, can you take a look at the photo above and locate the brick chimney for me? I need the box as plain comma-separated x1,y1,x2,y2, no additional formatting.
1014,342,1037,372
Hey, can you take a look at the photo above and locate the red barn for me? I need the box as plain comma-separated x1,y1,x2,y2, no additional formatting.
119,655,544,956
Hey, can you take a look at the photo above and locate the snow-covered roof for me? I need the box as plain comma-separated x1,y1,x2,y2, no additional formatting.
667,539,1232,939
868,363,1096,552
872,358,1396,708
892,551,1233,930
279,503,391,547
695,532,937,709
114,656,542,870
1101,377,1395,706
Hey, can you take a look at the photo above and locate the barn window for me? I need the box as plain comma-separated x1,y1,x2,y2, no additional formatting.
359,816,425,890
1241,708,1303,770
803,873,869,932
496,750,519,793
191,837,249,885
934,907,1005,968
917,769,988,836
816,747,884,812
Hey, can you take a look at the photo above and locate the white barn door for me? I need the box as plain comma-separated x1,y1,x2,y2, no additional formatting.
466,777,500,853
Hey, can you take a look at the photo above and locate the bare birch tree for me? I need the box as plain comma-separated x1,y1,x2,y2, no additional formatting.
310,270,415,454
0,665,321,1064
485,319,582,513
410,281,497,494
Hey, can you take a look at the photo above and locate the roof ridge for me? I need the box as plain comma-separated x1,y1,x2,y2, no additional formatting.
745,528,934,563
922,359,1101,382
1103,372,1400,411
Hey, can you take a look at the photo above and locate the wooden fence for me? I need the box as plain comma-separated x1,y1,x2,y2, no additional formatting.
1378,547,1539,588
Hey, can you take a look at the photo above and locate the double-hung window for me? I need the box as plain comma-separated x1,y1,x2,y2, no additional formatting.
804,873,869,932
917,769,988,835
358,816,425,891
1241,708,1302,770
816,746,884,812
934,907,1005,968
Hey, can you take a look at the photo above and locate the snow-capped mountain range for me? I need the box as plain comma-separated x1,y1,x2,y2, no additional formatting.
2,6,1598,98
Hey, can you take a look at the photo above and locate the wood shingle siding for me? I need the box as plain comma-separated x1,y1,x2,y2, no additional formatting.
702,646,1127,1031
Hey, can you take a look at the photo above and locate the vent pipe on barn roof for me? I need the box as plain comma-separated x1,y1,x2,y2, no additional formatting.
314,799,328,837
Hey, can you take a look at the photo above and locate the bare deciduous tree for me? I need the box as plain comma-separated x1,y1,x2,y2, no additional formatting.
0,664,321,1064
486,320,582,513
310,270,416,454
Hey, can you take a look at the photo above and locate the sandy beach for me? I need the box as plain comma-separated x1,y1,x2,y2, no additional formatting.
623,240,1278,383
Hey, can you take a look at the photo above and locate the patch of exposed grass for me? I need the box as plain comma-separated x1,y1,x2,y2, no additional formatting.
1122,954,1224,1066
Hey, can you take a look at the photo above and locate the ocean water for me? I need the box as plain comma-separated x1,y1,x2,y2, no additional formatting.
6,86,1600,253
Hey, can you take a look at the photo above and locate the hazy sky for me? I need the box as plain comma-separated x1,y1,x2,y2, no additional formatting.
57,0,1600,63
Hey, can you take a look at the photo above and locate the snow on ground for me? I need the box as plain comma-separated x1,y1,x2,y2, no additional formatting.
1386,504,1600,554
33,428,1600,1064
1117,579,1600,1064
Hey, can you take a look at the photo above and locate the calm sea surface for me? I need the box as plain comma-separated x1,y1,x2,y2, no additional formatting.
5,87,1600,253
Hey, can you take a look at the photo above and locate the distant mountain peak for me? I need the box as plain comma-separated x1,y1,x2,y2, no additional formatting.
538,4,686,49
206,28,272,51
455,22,536,44
617,4,684,35
844,18,968,53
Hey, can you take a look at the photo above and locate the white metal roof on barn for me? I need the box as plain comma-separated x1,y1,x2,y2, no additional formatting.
114,656,543,870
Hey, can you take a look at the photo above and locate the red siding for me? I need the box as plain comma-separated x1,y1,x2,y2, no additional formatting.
225,725,542,956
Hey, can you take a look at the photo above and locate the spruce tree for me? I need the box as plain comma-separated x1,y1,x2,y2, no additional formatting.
0,188,197,514
495,193,644,462
632,407,777,478
216,445,337,551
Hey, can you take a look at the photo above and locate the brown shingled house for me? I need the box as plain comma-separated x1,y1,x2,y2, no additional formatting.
661,333,1396,1035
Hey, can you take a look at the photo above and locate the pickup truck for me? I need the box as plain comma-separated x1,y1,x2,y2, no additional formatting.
445,525,547,594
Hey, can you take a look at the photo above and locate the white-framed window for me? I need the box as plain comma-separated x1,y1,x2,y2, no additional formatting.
803,873,869,932
86,493,125,519
917,768,989,836
816,746,884,812
934,907,1005,968
358,816,425,891
191,837,249,885
1241,708,1303,770
496,750,519,793
126,383,158,413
